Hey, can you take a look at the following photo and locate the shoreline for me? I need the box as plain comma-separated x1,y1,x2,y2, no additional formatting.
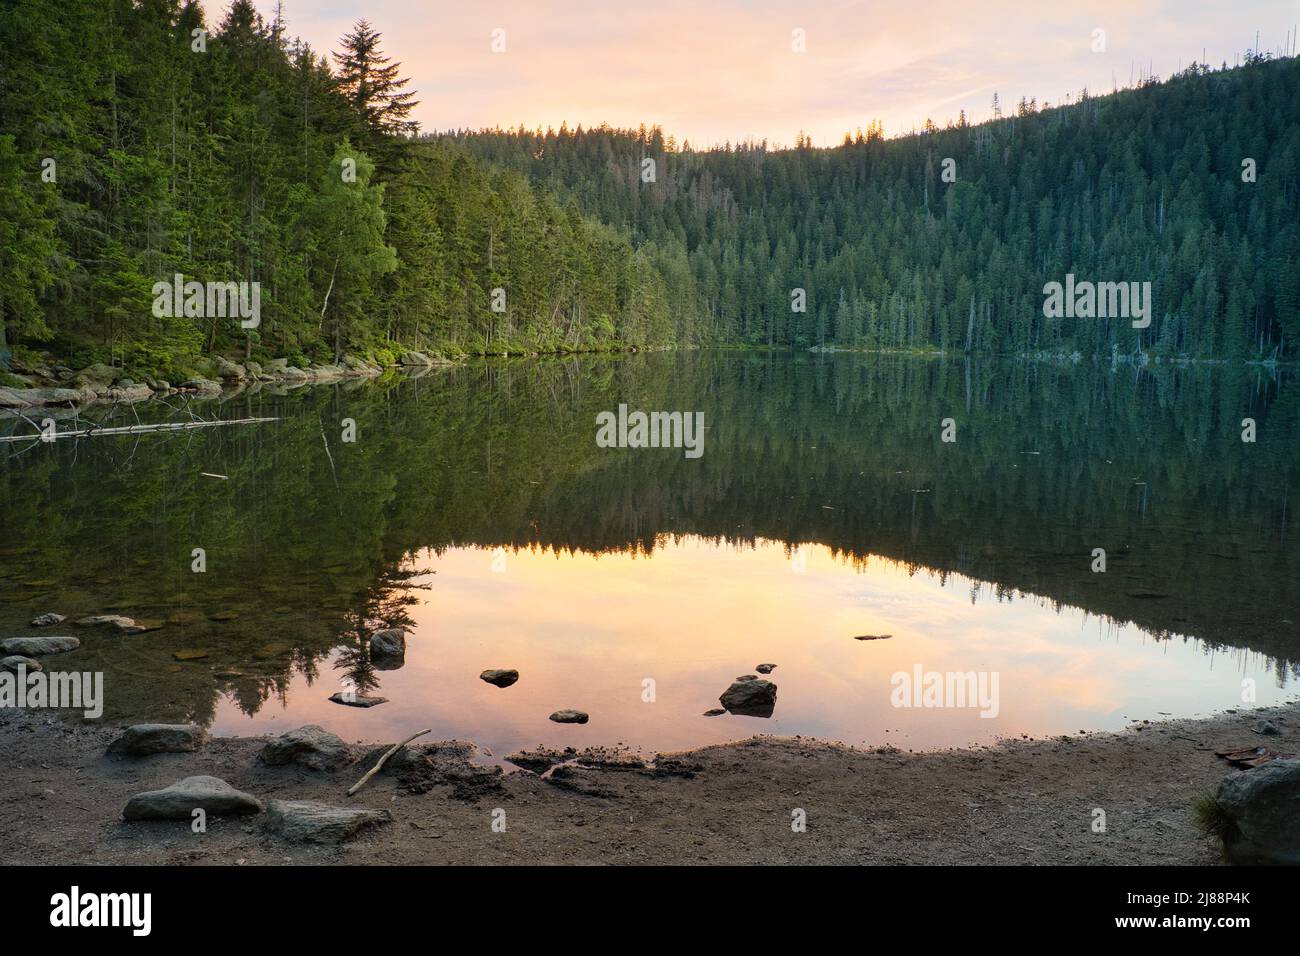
4,345,1295,415
0,353,452,412
2,702,1293,865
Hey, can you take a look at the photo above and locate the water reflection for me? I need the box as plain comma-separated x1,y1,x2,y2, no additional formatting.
1,352,1297,751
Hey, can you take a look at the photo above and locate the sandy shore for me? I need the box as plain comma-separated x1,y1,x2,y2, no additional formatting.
1,704,1294,865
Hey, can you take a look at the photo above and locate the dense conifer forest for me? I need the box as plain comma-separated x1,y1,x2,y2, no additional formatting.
1,0,1297,381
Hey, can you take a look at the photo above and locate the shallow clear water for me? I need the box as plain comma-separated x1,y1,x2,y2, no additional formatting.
2,352,1297,756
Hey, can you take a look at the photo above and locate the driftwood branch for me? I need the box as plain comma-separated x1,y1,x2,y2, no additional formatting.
0,416,277,443
347,728,432,797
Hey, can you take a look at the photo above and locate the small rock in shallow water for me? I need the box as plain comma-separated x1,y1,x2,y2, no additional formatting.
328,692,387,708
1256,720,1281,736
368,628,406,670
260,725,354,771
720,678,777,717
30,613,66,627
0,655,42,674
549,709,589,724
74,614,139,632
172,649,208,661
265,800,392,844
108,723,207,756
123,775,262,820
703,708,726,717
480,669,519,688
853,634,892,641
0,636,80,656
755,663,777,674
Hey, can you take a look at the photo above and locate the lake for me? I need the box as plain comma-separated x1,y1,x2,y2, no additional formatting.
2,352,1297,759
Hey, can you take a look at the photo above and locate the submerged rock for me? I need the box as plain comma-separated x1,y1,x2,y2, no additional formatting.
265,800,392,844
549,709,590,724
720,677,777,717
108,723,207,756
480,668,519,688
259,725,354,771
30,613,66,627
123,776,262,820
0,655,42,674
1215,757,1300,864
0,636,80,656
73,614,148,633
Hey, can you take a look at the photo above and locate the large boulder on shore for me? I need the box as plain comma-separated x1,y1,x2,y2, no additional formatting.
108,723,207,756
265,800,392,844
719,676,778,717
1215,757,1300,864
0,636,80,656
123,776,262,820
259,724,354,771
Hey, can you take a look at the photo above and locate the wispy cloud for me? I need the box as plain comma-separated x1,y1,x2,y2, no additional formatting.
252,0,1299,145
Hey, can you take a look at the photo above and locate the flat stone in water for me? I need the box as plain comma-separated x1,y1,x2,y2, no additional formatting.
853,634,892,641
328,692,387,708
703,708,726,717
549,709,589,724
0,636,80,656
480,668,519,688
172,649,209,661
108,723,207,756
265,800,392,844
74,614,139,632
123,775,262,820
30,613,66,627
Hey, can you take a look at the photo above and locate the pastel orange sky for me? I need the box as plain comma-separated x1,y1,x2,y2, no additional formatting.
250,0,1298,146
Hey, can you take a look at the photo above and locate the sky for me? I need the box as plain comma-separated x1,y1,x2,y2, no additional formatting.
247,0,1299,147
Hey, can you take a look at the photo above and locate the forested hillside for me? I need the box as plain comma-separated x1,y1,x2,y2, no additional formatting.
1,0,1297,379
0,0,684,383
451,54,1300,359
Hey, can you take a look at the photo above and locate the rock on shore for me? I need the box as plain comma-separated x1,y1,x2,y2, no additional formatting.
259,725,354,771
1215,757,1300,864
108,724,207,756
265,800,392,844
123,776,262,820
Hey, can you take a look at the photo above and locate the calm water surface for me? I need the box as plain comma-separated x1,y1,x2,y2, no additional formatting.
2,352,1297,756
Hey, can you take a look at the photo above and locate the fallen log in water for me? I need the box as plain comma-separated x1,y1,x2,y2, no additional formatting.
0,416,279,443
